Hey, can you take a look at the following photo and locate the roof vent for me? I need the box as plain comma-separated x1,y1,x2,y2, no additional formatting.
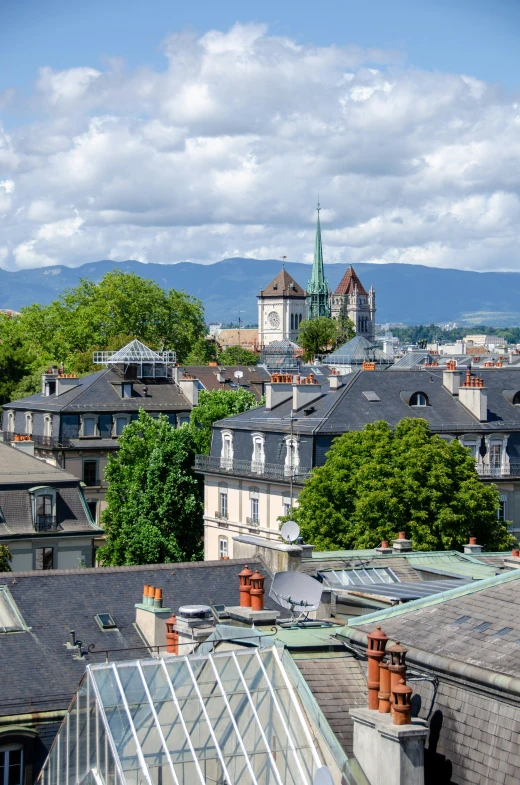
178,605,212,620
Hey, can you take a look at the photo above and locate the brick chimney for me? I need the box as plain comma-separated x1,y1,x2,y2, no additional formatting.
443,360,462,395
458,369,487,422
329,369,344,390
135,585,172,652
265,375,293,410
292,374,323,412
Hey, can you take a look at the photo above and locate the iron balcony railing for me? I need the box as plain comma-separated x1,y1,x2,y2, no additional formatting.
476,461,520,478
0,432,73,449
214,510,228,520
195,454,312,484
35,515,58,532
246,517,260,527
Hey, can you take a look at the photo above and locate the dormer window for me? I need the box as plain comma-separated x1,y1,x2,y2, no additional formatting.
285,437,299,476
221,431,233,469
513,392,520,405
410,392,428,407
43,414,53,438
122,383,133,399
30,487,58,532
251,433,265,473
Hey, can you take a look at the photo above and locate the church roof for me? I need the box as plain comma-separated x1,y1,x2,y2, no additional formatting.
259,269,306,298
327,335,391,365
334,265,368,296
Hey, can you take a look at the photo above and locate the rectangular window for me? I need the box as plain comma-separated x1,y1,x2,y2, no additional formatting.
35,547,54,570
122,383,132,398
87,501,97,523
219,538,228,559
0,748,23,785
98,414,112,439
219,492,228,519
35,494,55,531
83,461,97,486
498,498,507,522
83,418,96,437
115,417,127,436
283,496,292,517
251,497,259,523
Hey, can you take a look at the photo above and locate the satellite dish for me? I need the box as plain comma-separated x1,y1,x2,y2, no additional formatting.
313,767,335,785
281,520,300,542
234,370,244,379
270,571,323,620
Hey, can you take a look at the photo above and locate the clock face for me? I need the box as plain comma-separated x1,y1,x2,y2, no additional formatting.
267,311,280,328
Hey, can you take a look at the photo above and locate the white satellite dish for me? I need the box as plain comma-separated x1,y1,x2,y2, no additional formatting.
281,520,300,542
270,571,323,620
234,370,244,379
313,767,335,785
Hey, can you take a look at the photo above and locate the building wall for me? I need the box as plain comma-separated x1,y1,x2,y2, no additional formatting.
8,536,96,571
257,296,307,346
203,472,301,560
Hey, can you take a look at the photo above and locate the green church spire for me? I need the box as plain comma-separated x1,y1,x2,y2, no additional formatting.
307,201,330,319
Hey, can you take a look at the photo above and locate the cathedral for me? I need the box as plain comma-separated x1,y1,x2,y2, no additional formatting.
257,204,376,345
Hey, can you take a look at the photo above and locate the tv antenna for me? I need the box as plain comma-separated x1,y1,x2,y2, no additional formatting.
280,520,300,543
270,571,323,622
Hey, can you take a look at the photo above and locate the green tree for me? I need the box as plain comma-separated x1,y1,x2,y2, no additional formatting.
0,545,11,572
292,418,514,552
98,411,203,566
297,317,338,361
335,308,356,348
189,388,259,454
218,346,259,366
184,337,220,365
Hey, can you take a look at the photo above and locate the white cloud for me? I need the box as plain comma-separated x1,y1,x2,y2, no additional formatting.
1,22,520,272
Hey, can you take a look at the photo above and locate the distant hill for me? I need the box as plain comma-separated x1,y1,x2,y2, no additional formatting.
1,258,519,326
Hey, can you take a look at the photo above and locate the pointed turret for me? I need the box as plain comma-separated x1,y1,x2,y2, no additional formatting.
307,202,330,320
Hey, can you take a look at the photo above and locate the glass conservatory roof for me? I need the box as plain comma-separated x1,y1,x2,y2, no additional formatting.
93,340,176,367
38,647,321,785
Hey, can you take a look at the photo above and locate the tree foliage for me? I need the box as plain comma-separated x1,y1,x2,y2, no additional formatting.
297,317,338,361
218,346,259,366
292,418,514,552
0,270,206,404
334,310,356,348
189,388,258,454
184,338,220,365
0,545,11,572
98,411,203,566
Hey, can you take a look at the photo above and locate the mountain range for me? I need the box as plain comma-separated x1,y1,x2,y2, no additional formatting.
1,259,519,326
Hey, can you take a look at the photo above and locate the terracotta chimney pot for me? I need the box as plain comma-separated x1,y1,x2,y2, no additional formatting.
469,536,477,546
381,540,389,549
378,662,391,713
238,565,254,607
165,614,178,654
512,549,520,558
366,626,389,710
388,640,408,712
392,679,413,726
143,585,150,604
154,587,163,608
398,531,406,540
249,571,265,611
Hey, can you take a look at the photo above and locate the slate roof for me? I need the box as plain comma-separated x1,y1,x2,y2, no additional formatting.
180,365,270,401
258,269,306,298
348,569,520,679
389,352,473,370
295,654,367,756
0,442,79,484
6,367,192,413
0,559,274,717
333,265,368,296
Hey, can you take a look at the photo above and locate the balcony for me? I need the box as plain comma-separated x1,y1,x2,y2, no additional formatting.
35,515,58,532
246,517,260,528
195,454,311,484
0,432,73,449
476,461,520,478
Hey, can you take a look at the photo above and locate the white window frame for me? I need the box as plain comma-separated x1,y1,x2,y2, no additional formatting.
251,433,265,473
30,487,57,530
498,495,507,522
0,745,24,785
218,482,228,519
80,414,98,438
284,436,299,476
7,411,15,433
25,412,33,436
113,414,130,437
410,392,428,407
43,414,53,438
220,430,233,469
219,537,229,559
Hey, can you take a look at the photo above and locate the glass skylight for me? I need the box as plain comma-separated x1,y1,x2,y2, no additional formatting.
319,567,400,588
38,647,321,785
0,586,26,633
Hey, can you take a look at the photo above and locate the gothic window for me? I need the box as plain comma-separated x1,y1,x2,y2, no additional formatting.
409,392,428,407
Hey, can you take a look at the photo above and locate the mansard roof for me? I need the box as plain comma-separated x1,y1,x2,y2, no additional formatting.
334,265,368,296
259,269,306,298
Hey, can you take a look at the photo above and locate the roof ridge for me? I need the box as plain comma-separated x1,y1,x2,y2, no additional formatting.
345,567,520,628
3,558,260,579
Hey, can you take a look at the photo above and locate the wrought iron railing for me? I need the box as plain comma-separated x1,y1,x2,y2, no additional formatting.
476,461,520,477
0,432,73,449
214,510,228,520
35,515,58,532
195,454,312,484
246,517,260,527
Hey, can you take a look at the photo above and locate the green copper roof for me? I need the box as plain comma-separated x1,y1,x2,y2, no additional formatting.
307,202,330,319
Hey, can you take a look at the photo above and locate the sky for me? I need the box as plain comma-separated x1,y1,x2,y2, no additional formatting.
0,0,519,273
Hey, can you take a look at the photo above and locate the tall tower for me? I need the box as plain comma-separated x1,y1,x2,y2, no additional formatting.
257,267,307,346
331,265,376,341
307,202,330,320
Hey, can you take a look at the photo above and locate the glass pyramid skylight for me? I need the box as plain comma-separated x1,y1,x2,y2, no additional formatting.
93,340,176,377
38,647,321,785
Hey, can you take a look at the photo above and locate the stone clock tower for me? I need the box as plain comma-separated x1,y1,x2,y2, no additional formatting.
257,268,307,346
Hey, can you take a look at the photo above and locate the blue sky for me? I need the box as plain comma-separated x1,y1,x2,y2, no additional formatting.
0,1,519,272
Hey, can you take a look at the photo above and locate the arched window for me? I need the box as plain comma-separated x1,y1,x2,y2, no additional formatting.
284,437,299,476
220,431,233,469
513,392,520,405
251,433,265,473
25,412,33,436
43,414,53,438
410,392,428,407
7,411,15,434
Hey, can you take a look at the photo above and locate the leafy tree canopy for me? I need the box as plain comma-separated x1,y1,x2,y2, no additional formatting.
184,338,220,365
98,411,203,566
189,388,258,454
292,418,514,552
0,270,206,403
297,317,338,362
0,545,11,572
334,311,356,348
218,346,259,366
